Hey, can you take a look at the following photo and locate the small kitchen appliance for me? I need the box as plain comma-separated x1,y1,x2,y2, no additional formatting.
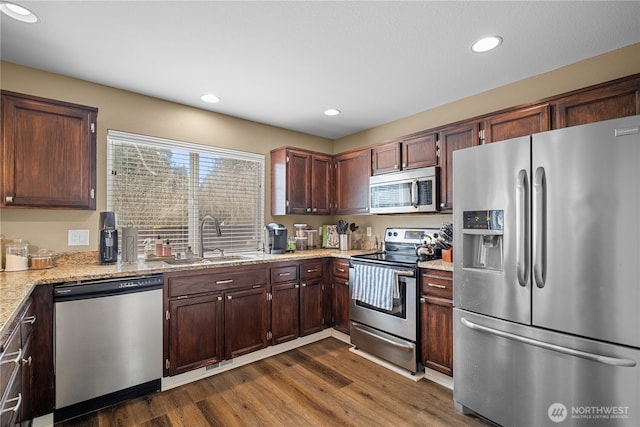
264,223,287,254
99,211,118,264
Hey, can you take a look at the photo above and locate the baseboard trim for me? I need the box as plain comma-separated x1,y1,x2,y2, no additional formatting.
161,328,333,391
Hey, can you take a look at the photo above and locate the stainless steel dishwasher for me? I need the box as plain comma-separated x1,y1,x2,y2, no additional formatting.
53,274,163,423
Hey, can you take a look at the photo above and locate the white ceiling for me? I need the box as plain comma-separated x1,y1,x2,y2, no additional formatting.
1,1,639,139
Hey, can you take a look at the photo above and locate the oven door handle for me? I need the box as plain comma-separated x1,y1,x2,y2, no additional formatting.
395,270,415,277
351,324,414,352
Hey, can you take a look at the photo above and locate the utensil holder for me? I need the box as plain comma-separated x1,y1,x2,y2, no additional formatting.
339,234,350,251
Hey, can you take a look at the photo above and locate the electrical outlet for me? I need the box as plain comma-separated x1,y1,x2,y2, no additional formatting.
68,229,89,246
366,227,372,237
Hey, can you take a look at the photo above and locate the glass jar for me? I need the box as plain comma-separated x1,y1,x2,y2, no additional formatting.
5,239,29,271
31,249,53,269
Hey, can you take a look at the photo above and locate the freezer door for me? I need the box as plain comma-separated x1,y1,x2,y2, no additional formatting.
453,136,531,324
454,309,640,427
532,115,640,348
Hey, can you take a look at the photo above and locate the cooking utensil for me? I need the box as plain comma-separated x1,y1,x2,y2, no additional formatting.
337,220,349,234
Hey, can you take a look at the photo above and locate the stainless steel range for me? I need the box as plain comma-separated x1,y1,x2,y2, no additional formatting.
349,227,441,374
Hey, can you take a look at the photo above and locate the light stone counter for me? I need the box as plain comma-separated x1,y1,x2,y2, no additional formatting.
1,249,454,341
418,259,454,272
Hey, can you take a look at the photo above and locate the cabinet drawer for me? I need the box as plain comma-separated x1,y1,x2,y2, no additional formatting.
421,270,453,299
332,259,350,279
270,265,298,283
300,260,324,281
0,327,21,399
166,266,267,298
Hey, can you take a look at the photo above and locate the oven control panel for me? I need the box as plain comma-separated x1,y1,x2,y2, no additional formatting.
385,228,440,244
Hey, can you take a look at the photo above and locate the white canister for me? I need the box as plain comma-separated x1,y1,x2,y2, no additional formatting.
5,240,29,271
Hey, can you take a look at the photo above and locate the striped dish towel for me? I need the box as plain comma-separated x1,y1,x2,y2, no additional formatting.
352,264,399,311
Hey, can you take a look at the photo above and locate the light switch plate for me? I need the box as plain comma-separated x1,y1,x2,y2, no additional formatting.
68,229,89,246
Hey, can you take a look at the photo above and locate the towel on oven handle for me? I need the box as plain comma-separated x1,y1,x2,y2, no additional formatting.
352,264,399,311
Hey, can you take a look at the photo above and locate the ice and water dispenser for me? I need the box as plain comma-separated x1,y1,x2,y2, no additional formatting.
461,210,504,271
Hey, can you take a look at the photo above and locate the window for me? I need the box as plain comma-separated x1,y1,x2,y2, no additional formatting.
107,130,264,257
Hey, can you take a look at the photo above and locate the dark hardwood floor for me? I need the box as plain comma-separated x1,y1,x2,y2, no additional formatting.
57,338,488,427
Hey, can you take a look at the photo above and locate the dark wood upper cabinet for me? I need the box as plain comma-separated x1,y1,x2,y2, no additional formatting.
401,132,437,170
372,141,401,174
271,147,332,215
310,154,332,215
553,77,640,128
1,91,97,209
372,132,437,175
482,104,551,144
437,122,480,211
334,148,371,215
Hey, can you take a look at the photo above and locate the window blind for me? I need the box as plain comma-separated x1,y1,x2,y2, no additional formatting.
107,130,264,257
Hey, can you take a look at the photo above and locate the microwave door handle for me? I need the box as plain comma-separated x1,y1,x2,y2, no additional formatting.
411,179,418,208
533,166,547,288
516,169,530,287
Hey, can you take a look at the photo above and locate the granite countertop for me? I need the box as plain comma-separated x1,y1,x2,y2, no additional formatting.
0,249,452,340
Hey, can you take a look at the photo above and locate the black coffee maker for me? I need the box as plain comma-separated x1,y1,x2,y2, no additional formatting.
99,211,118,264
264,223,287,254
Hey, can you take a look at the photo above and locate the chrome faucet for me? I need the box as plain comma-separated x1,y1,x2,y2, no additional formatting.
200,214,224,257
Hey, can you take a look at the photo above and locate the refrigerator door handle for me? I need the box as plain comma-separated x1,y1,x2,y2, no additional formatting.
516,169,530,287
460,317,637,367
533,166,547,288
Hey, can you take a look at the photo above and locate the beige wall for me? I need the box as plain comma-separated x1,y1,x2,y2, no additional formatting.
0,62,332,252
2,42,639,254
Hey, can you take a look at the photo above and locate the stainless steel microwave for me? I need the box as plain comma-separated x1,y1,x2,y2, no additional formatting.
369,166,439,214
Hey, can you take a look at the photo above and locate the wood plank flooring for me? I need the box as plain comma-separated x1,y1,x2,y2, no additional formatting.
57,338,490,427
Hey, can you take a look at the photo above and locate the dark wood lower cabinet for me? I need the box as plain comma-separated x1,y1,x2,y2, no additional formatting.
224,286,270,360
332,281,350,334
331,259,351,334
168,294,224,376
420,296,453,376
300,279,324,336
271,282,300,344
420,269,453,376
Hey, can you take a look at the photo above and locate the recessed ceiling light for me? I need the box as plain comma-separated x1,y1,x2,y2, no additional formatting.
201,93,220,103
324,109,341,116
471,36,502,53
0,2,38,23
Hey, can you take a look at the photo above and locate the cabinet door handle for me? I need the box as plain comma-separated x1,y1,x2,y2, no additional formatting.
22,315,36,325
301,283,307,287
427,283,446,289
344,281,349,286
306,269,319,273
216,279,234,284
278,272,291,276
5,196,14,203
337,268,346,272
21,356,32,366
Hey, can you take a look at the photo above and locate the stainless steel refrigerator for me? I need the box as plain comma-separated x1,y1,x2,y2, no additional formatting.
452,115,640,427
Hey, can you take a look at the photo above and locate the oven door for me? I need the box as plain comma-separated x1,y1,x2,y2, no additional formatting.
349,262,418,341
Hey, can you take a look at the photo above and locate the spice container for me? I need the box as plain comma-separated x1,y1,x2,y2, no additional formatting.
31,249,53,269
5,240,29,271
